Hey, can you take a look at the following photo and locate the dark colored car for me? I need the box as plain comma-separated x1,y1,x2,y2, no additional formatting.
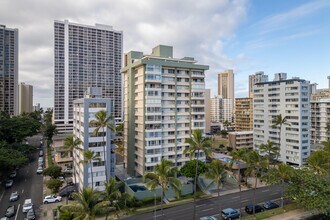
5,206,15,218
245,205,264,214
263,201,279,210
59,185,76,197
24,208,36,220
221,208,240,219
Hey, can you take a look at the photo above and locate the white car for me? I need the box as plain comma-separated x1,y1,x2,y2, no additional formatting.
9,171,17,178
22,199,33,213
43,195,62,204
36,167,43,174
9,191,19,202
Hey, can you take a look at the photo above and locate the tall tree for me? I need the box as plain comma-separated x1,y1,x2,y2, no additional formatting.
259,140,280,166
204,160,227,216
272,114,290,151
265,163,293,208
103,177,122,219
245,151,268,217
80,150,101,189
184,129,211,219
223,120,231,131
90,110,115,181
144,159,182,217
63,135,82,184
60,187,111,220
308,150,330,176
230,148,249,194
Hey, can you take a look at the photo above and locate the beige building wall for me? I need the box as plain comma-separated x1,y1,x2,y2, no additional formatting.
234,97,253,131
204,89,211,133
18,82,33,114
218,69,234,100
228,131,253,150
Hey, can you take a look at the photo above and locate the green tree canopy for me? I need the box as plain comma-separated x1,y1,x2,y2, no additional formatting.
180,160,207,180
46,179,63,194
43,165,62,179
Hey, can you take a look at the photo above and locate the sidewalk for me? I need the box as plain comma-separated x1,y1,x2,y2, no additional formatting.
267,209,315,220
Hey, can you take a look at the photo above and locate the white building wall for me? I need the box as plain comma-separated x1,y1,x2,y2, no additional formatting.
253,77,310,166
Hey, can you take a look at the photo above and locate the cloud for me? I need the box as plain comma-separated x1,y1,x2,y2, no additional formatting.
253,0,330,35
0,0,247,107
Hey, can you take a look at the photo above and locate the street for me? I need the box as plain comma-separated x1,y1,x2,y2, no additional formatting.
124,184,283,220
0,135,44,220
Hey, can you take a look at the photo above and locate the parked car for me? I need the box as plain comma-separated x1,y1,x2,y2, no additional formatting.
22,199,33,213
9,171,17,178
9,191,19,202
43,195,62,204
63,168,73,174
39,151,43,157
36,167,43,174
5,180,13,188
221,208,240,219
0,217,9,220
263,201,279,210
38,157,43,163
245,204,264,214
5,206,15,218
24,208,36,220
58,176,65,182
200,216,217,220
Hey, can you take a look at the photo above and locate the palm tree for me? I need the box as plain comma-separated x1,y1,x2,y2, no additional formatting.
184,129,212,219
319,140,330,153
204,160,227,216
259,140,280,166
60,187,110,220
63,135,82,184
245,151,268,217
308,151,329,176
103,177,122,219
272,114,290,151
144,159,182,217
80,150,101,189
90,110,115,181
223,120,231,131
230,148,249,193
266,163,293,208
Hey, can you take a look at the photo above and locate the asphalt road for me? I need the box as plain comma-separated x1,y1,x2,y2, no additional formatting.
0,135,44,220
124,184,283,220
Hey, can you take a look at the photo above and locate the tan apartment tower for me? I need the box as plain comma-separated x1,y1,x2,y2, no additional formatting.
234,97,253,131
121,45,209,177
18,82,33,114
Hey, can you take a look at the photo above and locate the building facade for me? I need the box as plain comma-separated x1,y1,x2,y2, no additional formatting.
54,20,123,133
253,73,310,166
73,88,115,191
310,99,330,145
121,45,209,176
210,95,222,123
204,89,211,133
234,97,253,131
218,69,234,100
249,71,268,98
0,25,18,115
18,82,33,114
228,131,253,150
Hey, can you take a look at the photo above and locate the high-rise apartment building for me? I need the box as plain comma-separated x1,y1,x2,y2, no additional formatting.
54,20,123,133
73,87,115,191
218,69,234,100
311,99,330,145
234,97,253,131
18,82,33,114
249,71,268,98
0,25,18,115
204,89,211,133
253,73,310,166
121,45,209,176
218,70,234,124
210,95,222,123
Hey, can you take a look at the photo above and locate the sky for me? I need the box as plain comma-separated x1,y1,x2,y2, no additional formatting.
0,0,329,108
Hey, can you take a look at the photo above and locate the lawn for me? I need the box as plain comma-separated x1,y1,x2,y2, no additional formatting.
211,136,229,149
242,203,298,220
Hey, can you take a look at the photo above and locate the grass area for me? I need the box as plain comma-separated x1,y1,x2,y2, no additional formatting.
242,203,298,220
211,136,229,149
